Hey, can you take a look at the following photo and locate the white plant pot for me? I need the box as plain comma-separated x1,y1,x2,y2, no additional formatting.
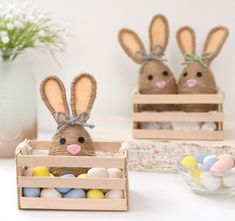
0,55,37,157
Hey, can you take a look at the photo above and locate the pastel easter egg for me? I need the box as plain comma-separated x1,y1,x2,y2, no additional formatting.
210,159,234,176
23,167,33,176
190,170,202,185
23,187,41,197
107,168,122,178
105,190,123,199
40,188,62,198
203,154,216,164
64,188,86,198
56,174,75,193
181,156,197,169
222,168,235,187
88,168,108,178
195,153,208,164
200,173,221,191
78,173,89,179
87,189,104,199
217,154,234,168
202,157,218,171
32,166,50,177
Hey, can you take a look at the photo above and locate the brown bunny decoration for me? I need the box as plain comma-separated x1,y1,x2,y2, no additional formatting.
119,14,177,112
40,73,96,176
176,26,229,112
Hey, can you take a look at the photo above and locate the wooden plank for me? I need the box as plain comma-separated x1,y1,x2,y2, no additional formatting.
18,177,126,189
133,112,223,122
28,140,121,152
133,129,224,140
19,198,128,211
17,155,126,168
132,93,224,104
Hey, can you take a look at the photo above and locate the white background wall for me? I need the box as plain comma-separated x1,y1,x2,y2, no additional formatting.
1,0,234,132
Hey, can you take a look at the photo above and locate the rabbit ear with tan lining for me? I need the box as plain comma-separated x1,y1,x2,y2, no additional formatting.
176,26,196,56
119,28,146,64
71,73,97,117
203,26,229,65
149,14,169,56
40,76,69,124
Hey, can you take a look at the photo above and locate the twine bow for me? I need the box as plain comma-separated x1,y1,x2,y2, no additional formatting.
183,53,214,68
137,45,167,64
55,111,94,133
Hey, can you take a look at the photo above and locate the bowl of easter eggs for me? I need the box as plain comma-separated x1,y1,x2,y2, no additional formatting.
178,153,235,197
22,166,124,200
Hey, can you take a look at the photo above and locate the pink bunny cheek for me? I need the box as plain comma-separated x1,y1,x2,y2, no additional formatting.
155,81,166,89
67,144,81,155
186,79,197,88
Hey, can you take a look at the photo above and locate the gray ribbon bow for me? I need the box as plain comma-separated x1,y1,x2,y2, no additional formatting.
55,111,94,133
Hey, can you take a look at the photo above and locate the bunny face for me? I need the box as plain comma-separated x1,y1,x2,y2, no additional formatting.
139,60,177,94
119,14,177,98
40,74,97,176
176,26,229,112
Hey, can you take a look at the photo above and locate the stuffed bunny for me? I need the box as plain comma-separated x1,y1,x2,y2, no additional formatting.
40,73,97,176
176,26,229,112
119,14,177,112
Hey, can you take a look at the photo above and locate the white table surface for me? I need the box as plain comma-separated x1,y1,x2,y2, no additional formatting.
1,117,235,221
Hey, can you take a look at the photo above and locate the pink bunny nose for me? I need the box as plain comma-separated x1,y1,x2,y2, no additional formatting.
186,79,197,88
156,80,166,89
67,144,81,155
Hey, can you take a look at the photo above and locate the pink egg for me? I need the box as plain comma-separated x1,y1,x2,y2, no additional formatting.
217,154,234,168
210,159,233,176
23,167,33,176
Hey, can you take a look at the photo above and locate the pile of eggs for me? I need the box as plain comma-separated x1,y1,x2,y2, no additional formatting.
180,153,235,192
23,167,124,199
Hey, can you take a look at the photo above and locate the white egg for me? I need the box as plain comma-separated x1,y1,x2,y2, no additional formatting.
105,190,124,199
222,168,235,187
88,168,108,178
200,172,221,191
40,188,62,198
107,168,122,178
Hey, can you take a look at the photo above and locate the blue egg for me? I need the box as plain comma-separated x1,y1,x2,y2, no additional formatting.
64,188,86,198
195,153,208,164
202,157,218,171
56,174,75,193
23,187,41,197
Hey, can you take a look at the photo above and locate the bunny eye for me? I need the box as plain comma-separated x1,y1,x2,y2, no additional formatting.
147,74,154,80
183,72,188,77
162,71,169,77
59,138,66,145
196,72,202,77
78,136,85,143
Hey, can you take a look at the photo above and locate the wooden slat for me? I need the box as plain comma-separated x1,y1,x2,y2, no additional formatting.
17,155,125,168
133,129,224,140
133,112,223,122
19,198,128,211
133,93,223,104
18,177,126,189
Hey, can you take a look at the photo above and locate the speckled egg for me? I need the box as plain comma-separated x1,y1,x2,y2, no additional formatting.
107,168,122,178
40,188,62,198
105,190,123,199
56,174,75,193
88,168,108,178
64,188,86,198
23,187,41,197
87,189,104,199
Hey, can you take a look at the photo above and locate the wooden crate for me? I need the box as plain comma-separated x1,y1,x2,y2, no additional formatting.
16,140,129,211
132,91,224,140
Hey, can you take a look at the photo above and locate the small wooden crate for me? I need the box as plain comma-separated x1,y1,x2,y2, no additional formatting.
132,91,224,140
16,140,129,211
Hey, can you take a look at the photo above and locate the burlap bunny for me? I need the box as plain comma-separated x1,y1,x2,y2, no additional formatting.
119,14,177,111
176,26,229,112
40,74,96,176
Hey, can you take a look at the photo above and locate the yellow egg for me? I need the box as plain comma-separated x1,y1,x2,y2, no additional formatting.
181,156,198,169
32,166,50,177
49,173,54,177
87,189,104,199
78,173,89,179
190,170,202,184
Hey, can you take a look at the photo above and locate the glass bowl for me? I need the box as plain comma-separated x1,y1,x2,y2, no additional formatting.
177,158,235,197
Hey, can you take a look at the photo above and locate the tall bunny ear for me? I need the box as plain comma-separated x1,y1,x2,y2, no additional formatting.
149,14,169,56
118,29,146,64
176,26,196,55
71,73,97,116
203,26,229,64
40,76,69,124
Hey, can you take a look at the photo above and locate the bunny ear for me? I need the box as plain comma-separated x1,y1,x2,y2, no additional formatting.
176,26,196,55
149,14,169,56
71,73,97,116
119,28,146,64
203,26,229,64
40,76,69,124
